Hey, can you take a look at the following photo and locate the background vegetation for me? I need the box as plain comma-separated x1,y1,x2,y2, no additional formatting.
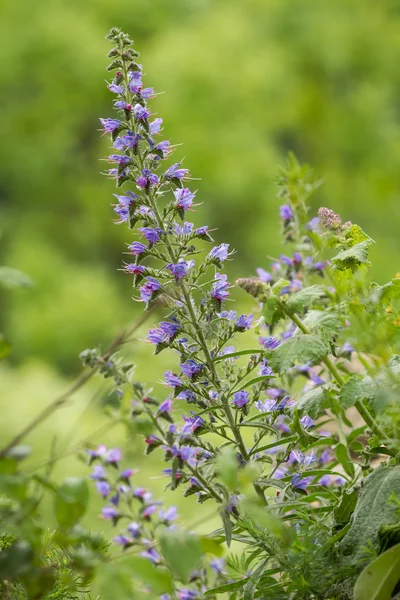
2,0,400,532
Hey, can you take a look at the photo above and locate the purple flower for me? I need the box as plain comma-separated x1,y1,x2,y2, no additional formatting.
128,71,143,93
208,243,230,265
178,590,199,600
99,118,121,133
108,83,124,94
307,217,320,231
128,241,147,255
127,522,141,538
174,188,195,210
147,319,181,345
164,371,182,388
181,359,203,379
165,163,189,180
133,103,150,121
141,87,155,99
96,481,111,498
319,475,331,487
181,415,204,436
177,390,196,403
102,506,118,520
174,221,194,236
108,154,131,166
166,259,195,281
114,100,128,110
226,495,238,513
210,273,230,305
106,448,122,464
119,469,135,480
142,504,159,519
119,131,142,149
139,277,161,303
144,435,163,452
232,390,249,408
235,314,253,332
291,474,313,491
149,118,163,135
87,444,107,461
140,548,161,564
136,169,159,189
219,310,237,321
255,399,276,412
300,415,315,429
210,558,226,575
158,397,173,415
90,465,106,480
274,467,288,479
293,252,302,265
155,140,171,157
280,204,293,221
195,225,212,240
113,534,131,546
256,267,273,282
179,446,197,463
335,476,346,486
259,359,274,377
261,336,281,350
138,227,163,244
123,264,146,275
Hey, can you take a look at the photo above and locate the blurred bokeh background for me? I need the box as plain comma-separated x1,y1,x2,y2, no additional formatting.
1,0,400,531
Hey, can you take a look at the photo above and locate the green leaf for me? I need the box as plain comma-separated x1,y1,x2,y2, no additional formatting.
334,489,358,524
0,334,11,359
267,334,328,373
302,309,343,343
200,536,224,557
95,563,135,600
0,266,33,289
263,294,284,325
354,543,400,600
339,376,375,410
158,529,202,582
340,358,400,412
217,447,238,490
371,278,400,306
214,349,263,363
286,285,327,313
335,443,355,478
340,466,400,560
290,409,320,447
292,384,332,419
331,240,372,271
204,578,249,596
118,555,174,594
219,507,233,547
54,477,89,528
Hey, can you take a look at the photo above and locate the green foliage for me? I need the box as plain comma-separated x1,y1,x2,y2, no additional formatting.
267,333,328,373
158,529,202,583
285,285,327,314
340,466,400,561
292,384,333,419
354,543,400,600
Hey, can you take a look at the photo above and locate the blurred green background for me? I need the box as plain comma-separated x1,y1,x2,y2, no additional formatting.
1,0,400,531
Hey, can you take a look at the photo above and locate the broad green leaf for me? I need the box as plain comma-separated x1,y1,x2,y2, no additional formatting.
54,477,89,528
354,543,400,600
302,309,343,343
286,285,327,313
118,555,174,594
95,563,135,600
200,536,224,557
0,334,11,359
335,443,355,478
371,278,400,306
334,489,358,524
158,529,202,582
263,294,284,325
340,466,400,560
331,240,372,271
292,384,332,419
339,376,375,410
267,334,328,373
340,358,400,412
0,266,33,289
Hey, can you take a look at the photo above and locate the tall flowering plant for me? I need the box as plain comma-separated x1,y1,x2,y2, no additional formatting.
88,27,400,600
3,25,400,600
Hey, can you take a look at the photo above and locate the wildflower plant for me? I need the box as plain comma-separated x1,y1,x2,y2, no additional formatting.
4,25,400,600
